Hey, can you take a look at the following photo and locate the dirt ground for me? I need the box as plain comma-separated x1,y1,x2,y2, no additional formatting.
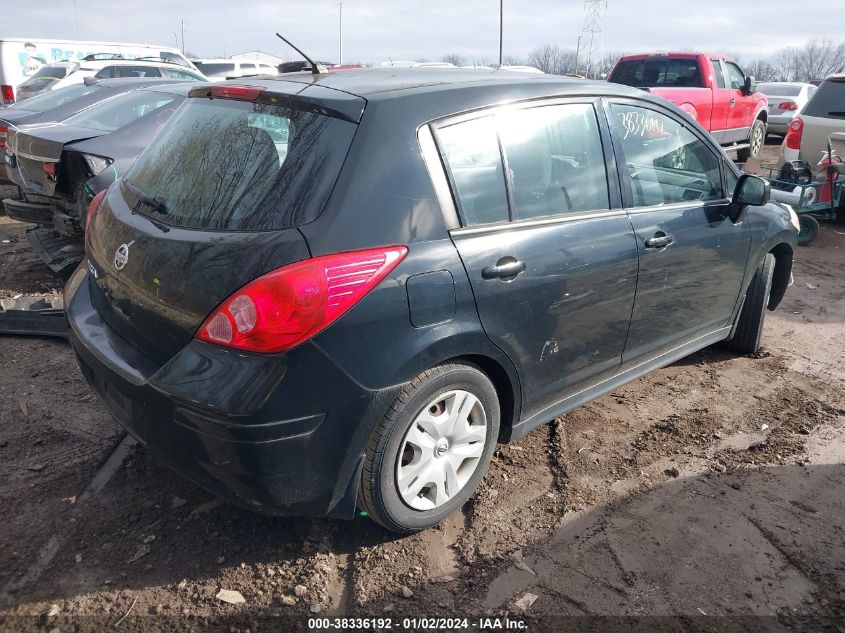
0,144,843,632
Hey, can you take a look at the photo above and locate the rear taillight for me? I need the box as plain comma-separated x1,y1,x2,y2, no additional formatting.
0,126,7,150
196,246,408,353
189,85,266,101
778,102,798,111
85,189,107,233
1,85,14,103
43,162,57,181
785,117,804,150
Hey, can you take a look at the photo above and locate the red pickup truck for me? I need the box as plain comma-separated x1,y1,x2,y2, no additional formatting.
608,53,769,162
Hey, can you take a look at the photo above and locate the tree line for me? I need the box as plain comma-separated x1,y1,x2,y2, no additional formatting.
439,39,845,82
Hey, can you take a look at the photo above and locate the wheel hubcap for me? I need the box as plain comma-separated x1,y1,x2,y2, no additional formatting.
395,390,487,511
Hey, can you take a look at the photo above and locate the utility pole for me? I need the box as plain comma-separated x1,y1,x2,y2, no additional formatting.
181,20,185,54
574,35,582,76
498,0,503,66
338,2,343,65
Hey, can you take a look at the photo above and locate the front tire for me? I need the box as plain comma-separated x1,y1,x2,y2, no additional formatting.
728,253,775,354
737,119,766,163
359,362,500,533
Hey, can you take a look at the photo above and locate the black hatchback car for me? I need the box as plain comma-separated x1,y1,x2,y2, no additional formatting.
66,69,798,533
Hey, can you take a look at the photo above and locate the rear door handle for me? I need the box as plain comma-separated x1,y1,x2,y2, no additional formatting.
644,233,673,249
482,258,526,280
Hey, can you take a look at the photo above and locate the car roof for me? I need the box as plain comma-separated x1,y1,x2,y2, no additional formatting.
238,67,639,100
824,73,845,81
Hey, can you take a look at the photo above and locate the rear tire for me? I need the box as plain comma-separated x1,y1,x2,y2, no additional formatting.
797,215,820,245
359,362,500,533
727,253,775,355
737,119,766,162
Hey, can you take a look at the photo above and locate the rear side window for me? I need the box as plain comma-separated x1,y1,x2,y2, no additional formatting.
438,116,510,226
609,58,704,88
64,90,177,132
122,98,357,231
6,82,101,113
498,104,609,220
711,60,726,89
610,104,723,206
803,80,845,119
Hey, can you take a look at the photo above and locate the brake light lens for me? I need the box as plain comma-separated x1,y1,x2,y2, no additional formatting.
1,85,14,103
85,189,107,233
43,162,57,181
0,126,7,150
785,117,804,150
778,101,798,111
196,246,408,353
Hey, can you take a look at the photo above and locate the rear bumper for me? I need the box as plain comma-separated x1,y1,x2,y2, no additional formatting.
66,266,399,517
3,197,53,225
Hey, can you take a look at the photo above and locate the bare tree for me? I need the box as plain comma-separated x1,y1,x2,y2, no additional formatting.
772,39,845,81
742,58,780,82
527,44,577,75
441,53,465,66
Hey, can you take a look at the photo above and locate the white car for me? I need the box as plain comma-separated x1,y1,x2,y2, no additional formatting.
758,82,817,135
192,59,276,81
781,74,845,166
16,58,206,100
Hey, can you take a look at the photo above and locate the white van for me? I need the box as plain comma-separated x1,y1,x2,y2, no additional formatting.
0,38,195,104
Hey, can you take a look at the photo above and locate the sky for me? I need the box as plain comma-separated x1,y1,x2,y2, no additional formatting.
3,0,843,64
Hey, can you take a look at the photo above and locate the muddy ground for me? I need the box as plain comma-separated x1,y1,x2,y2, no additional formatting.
0,145,843,632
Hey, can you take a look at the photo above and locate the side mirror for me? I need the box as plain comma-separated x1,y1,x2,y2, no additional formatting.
730,174,770,223
743,75,756,95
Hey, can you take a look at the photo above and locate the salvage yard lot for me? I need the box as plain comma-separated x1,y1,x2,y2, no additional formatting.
0,147,843,632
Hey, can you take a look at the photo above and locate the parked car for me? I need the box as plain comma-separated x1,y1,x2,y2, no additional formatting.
0,38,194,104
66,70,797,533
3,81,194,273
15,59,206,101
608,53,769,162
193,59,276,81
758,82,817,135
781,74,845,170
0,78,180,190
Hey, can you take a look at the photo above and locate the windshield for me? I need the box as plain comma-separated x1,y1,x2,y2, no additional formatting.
63,90,178,132
802,80,845,119
123,98,357,231
6,83,103,113
194,63,236,78
609,58,704,88
758,83,802,96
19,65,69,92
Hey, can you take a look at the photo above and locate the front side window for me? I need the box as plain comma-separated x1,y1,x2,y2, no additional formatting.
725,62,745,90
166,69,204,81
498,104,609,220
610,104,723,206
711,60,727,89
438,116,509,226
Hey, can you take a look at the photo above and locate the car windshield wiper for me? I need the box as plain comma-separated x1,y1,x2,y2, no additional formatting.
122,179,168,215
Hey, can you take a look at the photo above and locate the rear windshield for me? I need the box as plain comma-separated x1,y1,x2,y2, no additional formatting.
5,82,102,113
194,63,235,78
803,80,845,119
609,58,704,88
63,90,178,132
122,98,357,231
19,65,69,91
758,83,802,96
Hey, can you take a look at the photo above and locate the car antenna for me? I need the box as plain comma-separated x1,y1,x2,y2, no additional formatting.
275,32,327,75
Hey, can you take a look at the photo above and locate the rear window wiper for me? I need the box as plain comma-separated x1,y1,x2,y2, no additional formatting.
122,179,168,215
